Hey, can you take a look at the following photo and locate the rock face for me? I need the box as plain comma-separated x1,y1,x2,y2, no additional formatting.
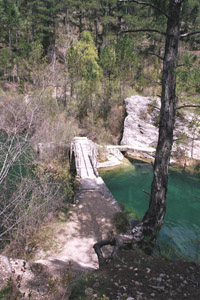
121,95,200,164
0,255,51,299
0,255,12,290
121,95,159,150
97,145,124,168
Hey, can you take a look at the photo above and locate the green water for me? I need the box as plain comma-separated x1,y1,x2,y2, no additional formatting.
100,159,200,262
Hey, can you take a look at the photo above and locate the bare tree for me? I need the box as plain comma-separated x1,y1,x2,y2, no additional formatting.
0,96,39,185
0,95,73,250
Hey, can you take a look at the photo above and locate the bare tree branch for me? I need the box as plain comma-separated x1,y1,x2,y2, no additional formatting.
180,31,200,38
148,104,160,110
118,0,169,19
120,29,166,35
177,104,200,110
143,189,151,196
149,52,164,60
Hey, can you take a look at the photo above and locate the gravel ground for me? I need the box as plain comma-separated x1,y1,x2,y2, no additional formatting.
70,248,200,300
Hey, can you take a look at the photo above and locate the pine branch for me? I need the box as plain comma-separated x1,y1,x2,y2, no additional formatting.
120,29,166,35
148,104,160,110
180,31,200,38
177,104,200,110
149,52,164,60
176,64,185,68
143,189,151,196
118,0,169,18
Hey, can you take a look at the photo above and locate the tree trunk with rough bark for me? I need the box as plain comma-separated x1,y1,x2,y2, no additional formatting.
94,0,183,266
136,0,183,245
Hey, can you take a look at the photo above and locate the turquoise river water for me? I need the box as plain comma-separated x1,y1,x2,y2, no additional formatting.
100,159,200,262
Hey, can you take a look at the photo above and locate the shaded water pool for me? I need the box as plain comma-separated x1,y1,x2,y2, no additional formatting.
99,160,200,262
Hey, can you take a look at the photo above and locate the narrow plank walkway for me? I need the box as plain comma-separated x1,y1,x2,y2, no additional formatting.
71,137,98,179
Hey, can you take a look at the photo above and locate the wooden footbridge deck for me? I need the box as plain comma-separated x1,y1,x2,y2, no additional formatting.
70,137,121,210
70,137,98,179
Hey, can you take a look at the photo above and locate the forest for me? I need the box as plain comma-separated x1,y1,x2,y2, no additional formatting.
0,0,200,265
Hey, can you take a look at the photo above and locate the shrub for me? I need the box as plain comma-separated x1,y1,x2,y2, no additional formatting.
112,212,130,233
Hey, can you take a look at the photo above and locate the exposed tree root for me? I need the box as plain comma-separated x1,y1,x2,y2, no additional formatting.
93,222,161,267
93,234,135,267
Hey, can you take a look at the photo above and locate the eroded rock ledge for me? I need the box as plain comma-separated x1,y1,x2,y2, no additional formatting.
120,95,200,166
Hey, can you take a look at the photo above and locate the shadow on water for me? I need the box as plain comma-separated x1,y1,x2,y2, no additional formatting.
100,159,200,263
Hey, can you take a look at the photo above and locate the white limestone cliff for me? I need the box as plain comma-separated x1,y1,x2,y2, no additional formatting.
121,95,200,164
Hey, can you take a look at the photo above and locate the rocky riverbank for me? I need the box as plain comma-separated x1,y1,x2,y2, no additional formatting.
121,95,200,167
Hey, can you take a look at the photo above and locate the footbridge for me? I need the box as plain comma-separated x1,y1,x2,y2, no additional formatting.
70,137,155,179
70,137,98,179
69,137,121,209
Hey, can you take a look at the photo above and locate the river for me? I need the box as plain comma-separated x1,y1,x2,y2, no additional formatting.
99,159,200,263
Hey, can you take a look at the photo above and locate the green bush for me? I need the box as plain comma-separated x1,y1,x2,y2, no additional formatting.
112,211,130,233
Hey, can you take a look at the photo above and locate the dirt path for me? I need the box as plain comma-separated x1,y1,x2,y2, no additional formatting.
37,180,119,269
0,177,120,299
33,178,120,297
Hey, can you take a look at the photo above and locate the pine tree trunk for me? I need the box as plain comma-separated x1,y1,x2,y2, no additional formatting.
139,0,183,244
94,0,184,265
